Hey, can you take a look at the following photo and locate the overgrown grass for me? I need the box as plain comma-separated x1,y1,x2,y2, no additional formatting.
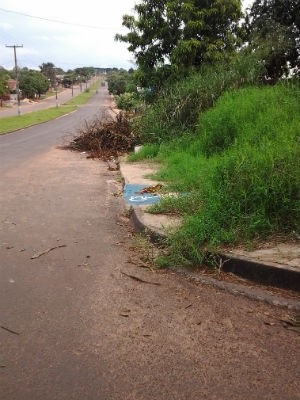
138,84,300,266
128,143,160,161
197,85,300,156
0,80,101,134
135,54,264,143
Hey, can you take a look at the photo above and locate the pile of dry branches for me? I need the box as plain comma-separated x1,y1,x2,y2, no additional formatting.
63,111,138,160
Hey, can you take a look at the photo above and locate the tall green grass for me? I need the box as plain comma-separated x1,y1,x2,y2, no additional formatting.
197,85,300,156
135,54,264,144
144,84,300,265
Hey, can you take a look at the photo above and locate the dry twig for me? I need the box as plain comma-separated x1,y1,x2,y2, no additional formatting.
121,271,161,286
31,245,67,259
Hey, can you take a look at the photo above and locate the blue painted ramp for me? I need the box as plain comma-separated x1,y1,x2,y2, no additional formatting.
123,184,161,206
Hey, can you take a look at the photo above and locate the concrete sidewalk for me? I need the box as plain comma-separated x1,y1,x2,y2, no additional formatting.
120,158,300,294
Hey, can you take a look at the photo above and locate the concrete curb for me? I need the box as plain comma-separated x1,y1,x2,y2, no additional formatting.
176,268,300,311
127,205,300,309
218,253,300,293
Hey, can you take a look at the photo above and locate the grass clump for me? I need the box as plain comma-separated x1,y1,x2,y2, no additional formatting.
128,143,160,161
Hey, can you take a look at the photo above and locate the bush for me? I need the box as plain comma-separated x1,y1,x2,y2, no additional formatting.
115,92,138,111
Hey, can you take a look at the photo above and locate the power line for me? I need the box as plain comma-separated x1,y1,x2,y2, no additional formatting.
0,7,118,30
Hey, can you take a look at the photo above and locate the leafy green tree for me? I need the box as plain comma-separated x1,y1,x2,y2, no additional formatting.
171,0,242,66
107,69,137,95
74,67,95,82
19,70,50,99
62,72,76,88
39,62,56,87
0,67,10,100
116,0,242,86
245,0,300,80
115,92,138,111
116,1,181,69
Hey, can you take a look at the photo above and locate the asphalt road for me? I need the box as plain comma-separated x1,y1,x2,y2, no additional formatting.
0,87,300,400
0,85,111,172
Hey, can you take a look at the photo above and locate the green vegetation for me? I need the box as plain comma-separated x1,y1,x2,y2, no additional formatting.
19,70,50,98
131,84,300,266
0,67,10,100
0,106,76,134
245,0,299,80
115,92,138,111
106,69,136,96
116,0,242,87
106,69,140,111
134,54,263,143
119,0,300,267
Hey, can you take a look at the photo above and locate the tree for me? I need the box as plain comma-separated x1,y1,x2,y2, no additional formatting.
116,0,181,69
245,0,300,80
106,69,136,95
171,0,242,66
62,72,76,88
39,62,56,87
19,70,49,99
0,67,10,101
116,0,242,85
74,67,95,81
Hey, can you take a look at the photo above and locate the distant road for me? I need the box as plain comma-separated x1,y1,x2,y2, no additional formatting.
0,84,111,172
0,82,94,118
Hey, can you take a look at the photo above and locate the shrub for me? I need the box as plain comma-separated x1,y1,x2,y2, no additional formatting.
115,92,138,111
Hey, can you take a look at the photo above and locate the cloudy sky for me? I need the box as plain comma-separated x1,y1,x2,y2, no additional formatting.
0,1,253,72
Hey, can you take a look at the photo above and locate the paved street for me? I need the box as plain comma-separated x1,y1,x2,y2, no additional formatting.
0,87,299,400
0,84,87,118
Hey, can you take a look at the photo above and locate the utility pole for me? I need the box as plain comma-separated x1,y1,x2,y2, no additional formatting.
5,44,23,116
